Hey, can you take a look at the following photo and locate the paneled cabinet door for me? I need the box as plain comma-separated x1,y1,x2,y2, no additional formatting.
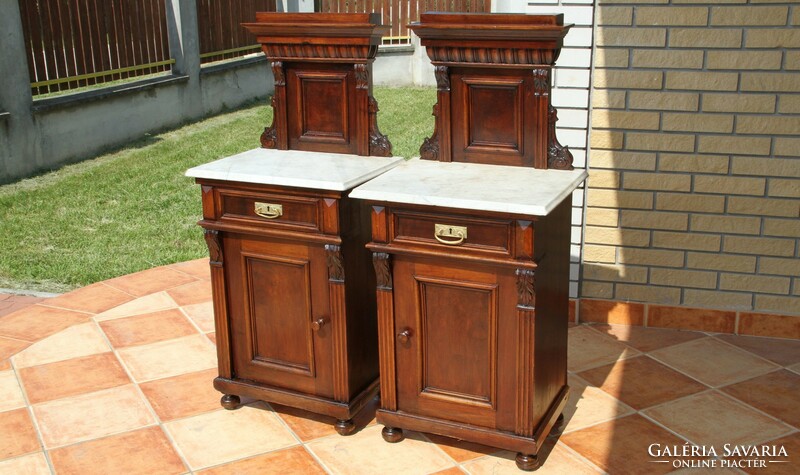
392,256,519,430
224,234,334,399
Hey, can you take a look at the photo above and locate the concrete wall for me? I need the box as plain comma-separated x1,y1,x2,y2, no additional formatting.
0,0,272,184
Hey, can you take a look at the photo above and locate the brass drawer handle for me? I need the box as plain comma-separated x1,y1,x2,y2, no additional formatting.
434,224,467,246
254,202,283,219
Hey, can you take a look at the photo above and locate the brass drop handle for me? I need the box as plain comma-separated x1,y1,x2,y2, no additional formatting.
434,224,467,246
311,318,327,331
397,329,412,343
255,202,283,219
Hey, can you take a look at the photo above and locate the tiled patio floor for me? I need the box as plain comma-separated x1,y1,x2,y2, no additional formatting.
0,259,798,474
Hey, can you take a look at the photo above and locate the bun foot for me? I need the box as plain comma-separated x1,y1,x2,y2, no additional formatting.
515,453,540,471
548,413,565,438
220,394,240,410
334,419,356,436
381,426,404,443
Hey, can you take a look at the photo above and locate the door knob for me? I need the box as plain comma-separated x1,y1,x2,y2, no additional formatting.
312,318,327,331
397,329,412,343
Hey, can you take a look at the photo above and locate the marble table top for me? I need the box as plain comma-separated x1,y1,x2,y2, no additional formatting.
185,148,404,191
349,159,588,216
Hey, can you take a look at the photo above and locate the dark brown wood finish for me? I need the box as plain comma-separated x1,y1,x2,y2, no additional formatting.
198,179,380,433
360,13,576,471
242,13,392,156
410,13,573,169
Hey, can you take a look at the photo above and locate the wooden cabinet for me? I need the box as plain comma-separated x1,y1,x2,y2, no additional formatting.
191,173,395,434
350,13,582,470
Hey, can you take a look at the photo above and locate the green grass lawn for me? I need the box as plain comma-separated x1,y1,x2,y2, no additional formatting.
0,87,436,293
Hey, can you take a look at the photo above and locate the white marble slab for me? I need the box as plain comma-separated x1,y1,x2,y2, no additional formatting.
185,148,404,191
350,159,588,216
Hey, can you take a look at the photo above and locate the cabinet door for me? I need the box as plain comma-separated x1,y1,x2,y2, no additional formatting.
225,234,334,398
393,257,518,430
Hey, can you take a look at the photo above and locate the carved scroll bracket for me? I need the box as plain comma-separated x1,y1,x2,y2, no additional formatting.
515,269,535,310
373,252,392,290
420,103,440,161
260,96,278,149
271,61,285,86
547,106,574,170
434,65,450,91
368,97,392,156
325,244,345,283
532,68,550,97
204,229,223,265
354,64,369,90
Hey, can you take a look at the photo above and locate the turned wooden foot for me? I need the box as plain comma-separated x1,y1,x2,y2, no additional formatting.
548,413,565,438
220,394,240,410
334,419,355,436
381,426,404,443
515,453,540,471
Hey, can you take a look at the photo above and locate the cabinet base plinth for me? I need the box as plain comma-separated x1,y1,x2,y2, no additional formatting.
381,426,404,443
548,413,565,439
214,377,379,422
516,453,540,471
220,394,240,410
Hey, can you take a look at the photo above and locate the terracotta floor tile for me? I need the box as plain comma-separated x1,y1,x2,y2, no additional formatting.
307,425,454,475
721,370,800,428
181,302,215,332
563,374,635,434
714,334,800,366
169,258,211,280
589,323,705,352
461,444,602,475
139,369,220,421
649,337,779,387
164,402,297,470
568,326,640,372
0,371,26,412
0,305,89,342
561,415,684,475
33,384,156,448
104,267,197,297
0,336,29,361
642,391,792,452
0,452,50,474
789,362,800,375
49,426,186,475
0,295,44,318
423,433,500,463
579,299,645,326
42,283,134,314
752,432,799,475
94,292,178,322
166,280,212,307
196,446,325,475
18,352,130,405
207,333,216,345
0,408,41,460
116,335,216,382
271,396,378,442
99,309,198,348
578,355,707,410
431,467,466,475
12,323,110,368
0,359,9,371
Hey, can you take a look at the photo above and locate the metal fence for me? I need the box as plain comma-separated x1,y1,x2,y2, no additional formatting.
197,0,277,64
318,0,492,45
19,0,172,95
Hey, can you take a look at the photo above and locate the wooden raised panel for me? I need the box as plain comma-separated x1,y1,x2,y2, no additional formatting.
464,78,524,154
244,253,315,376
297,71,349,144
416,276,498,409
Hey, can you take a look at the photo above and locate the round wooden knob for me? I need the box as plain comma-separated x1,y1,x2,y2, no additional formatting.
312,318,327,331
397,329,411,343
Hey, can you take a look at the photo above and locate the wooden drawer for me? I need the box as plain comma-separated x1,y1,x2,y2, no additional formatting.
218,188,324,233
391,209,513,255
